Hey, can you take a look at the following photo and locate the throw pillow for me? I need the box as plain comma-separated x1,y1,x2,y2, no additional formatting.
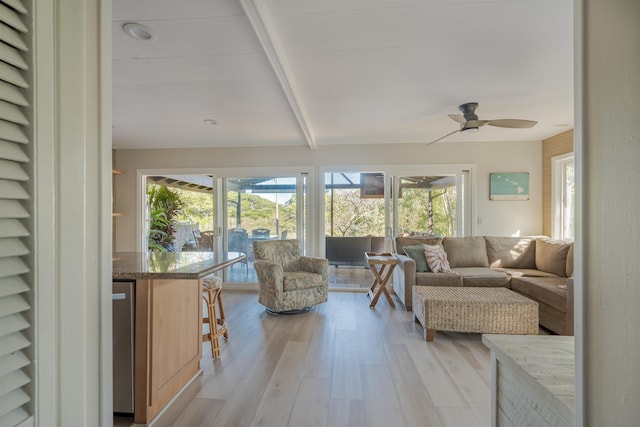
403,244,430,272
423,244,453,273
535,238,572,277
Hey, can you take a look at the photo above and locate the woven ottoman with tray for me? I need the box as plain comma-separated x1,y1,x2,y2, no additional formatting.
413,286,539,342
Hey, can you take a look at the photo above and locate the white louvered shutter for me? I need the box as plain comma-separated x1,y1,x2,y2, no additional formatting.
0,0,33,426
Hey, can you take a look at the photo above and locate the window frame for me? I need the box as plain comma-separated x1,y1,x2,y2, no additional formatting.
551,152,575,240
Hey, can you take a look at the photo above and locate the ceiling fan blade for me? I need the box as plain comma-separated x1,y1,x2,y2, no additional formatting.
487,119,537,128
448,114,465,124
464,119,489,129
426,129,461,145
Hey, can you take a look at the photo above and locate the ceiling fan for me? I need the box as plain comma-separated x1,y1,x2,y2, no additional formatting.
427,102,537,145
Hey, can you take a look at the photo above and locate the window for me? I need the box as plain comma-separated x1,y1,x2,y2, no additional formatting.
552,153,575,240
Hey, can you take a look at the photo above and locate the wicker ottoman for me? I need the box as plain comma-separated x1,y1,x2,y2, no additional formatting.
413,286,538,342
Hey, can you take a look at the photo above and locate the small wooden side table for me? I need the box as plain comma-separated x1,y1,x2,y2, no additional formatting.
365,252,398,308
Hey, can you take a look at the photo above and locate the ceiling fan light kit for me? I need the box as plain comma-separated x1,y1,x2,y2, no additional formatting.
428,102,538,145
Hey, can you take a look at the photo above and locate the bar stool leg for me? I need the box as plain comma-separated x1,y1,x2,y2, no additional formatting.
202,288,220,358
216,288,228,340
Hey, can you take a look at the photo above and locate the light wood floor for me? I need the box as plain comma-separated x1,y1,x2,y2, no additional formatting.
227,263,374,289
116,291,492,427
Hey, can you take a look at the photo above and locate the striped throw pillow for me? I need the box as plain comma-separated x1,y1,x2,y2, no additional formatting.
424,244,453,273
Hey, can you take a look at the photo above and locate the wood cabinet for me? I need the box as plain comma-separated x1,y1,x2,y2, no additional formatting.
133,278,202,424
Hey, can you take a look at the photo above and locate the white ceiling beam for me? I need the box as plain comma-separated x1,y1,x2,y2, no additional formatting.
239,0,316,150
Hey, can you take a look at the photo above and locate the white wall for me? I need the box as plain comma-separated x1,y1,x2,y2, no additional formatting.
578,0,640,425
113,140,542,251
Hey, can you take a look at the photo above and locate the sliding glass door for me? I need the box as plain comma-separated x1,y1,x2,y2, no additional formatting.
223,173,307,284
391,175,461,237
323,167,471,289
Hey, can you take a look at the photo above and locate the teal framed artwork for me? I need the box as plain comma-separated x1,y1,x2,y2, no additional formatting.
489,172,529,200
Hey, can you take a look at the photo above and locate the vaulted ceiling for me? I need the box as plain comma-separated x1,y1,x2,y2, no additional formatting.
112,0,573,150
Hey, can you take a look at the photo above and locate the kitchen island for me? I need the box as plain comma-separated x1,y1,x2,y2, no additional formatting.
113,251,245,426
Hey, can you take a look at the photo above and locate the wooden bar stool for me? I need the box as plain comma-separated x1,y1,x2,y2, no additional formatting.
202,275,228,358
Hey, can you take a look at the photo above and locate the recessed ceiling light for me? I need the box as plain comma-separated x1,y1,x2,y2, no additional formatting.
122,23,153,41
203,119,218,125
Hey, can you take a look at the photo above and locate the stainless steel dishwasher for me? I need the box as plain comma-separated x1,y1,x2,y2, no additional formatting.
112,280,135,414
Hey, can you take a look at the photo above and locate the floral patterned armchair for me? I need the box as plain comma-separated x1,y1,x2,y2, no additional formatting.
252,239,328,314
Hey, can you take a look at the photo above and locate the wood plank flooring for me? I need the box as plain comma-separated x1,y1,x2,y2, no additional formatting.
116,291,492,427
226,263,373,289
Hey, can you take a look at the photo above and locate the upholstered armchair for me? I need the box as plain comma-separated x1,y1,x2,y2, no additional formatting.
252,239,328,314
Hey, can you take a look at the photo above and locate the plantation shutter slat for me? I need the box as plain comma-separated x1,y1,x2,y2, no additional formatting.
0,180,27,199
0,43,27,71
0,121,27,143
0,388,29,418
0,314,28,344
0,0,25,15
0,219,28,238
0,62,25,88
0,21,26,51
0,371,29,401
0,0,32,425
0,81,27,106
0,159,27,180
0,4,26,33
0,100,27,125
0,331,28,358
0,277,28,299
0,296,28,318
0,408,31,427
0,140,28,161
0,200,28,218
0,351,29,377
0,238,28,257
0,257,28,277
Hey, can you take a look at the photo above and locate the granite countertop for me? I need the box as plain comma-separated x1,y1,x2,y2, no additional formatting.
112,251,245,280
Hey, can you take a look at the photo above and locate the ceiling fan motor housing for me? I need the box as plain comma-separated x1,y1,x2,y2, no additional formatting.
459,102,481,131
459,102,479,121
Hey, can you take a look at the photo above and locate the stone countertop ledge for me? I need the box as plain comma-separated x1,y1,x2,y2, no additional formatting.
112,251,245,280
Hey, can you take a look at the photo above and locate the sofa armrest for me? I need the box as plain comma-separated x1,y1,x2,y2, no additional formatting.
566,276,574,336
392,254,416,310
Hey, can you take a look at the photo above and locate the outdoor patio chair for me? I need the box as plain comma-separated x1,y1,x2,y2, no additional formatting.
252,239,328,314
228,228,249,272
251,228,271,239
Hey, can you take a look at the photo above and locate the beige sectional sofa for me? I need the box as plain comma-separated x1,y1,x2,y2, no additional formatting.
392,235,574,335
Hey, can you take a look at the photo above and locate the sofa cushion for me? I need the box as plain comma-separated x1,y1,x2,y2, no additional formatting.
403,244,430,272
535,238,572,277
395,236,442,256
493,268,560,278
442,237,489,267
485,236,537,269
453,267,511,287
511,276,568,313
566,243,574,277
415,272,462,287
424,244,453,273
283,271,323,291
